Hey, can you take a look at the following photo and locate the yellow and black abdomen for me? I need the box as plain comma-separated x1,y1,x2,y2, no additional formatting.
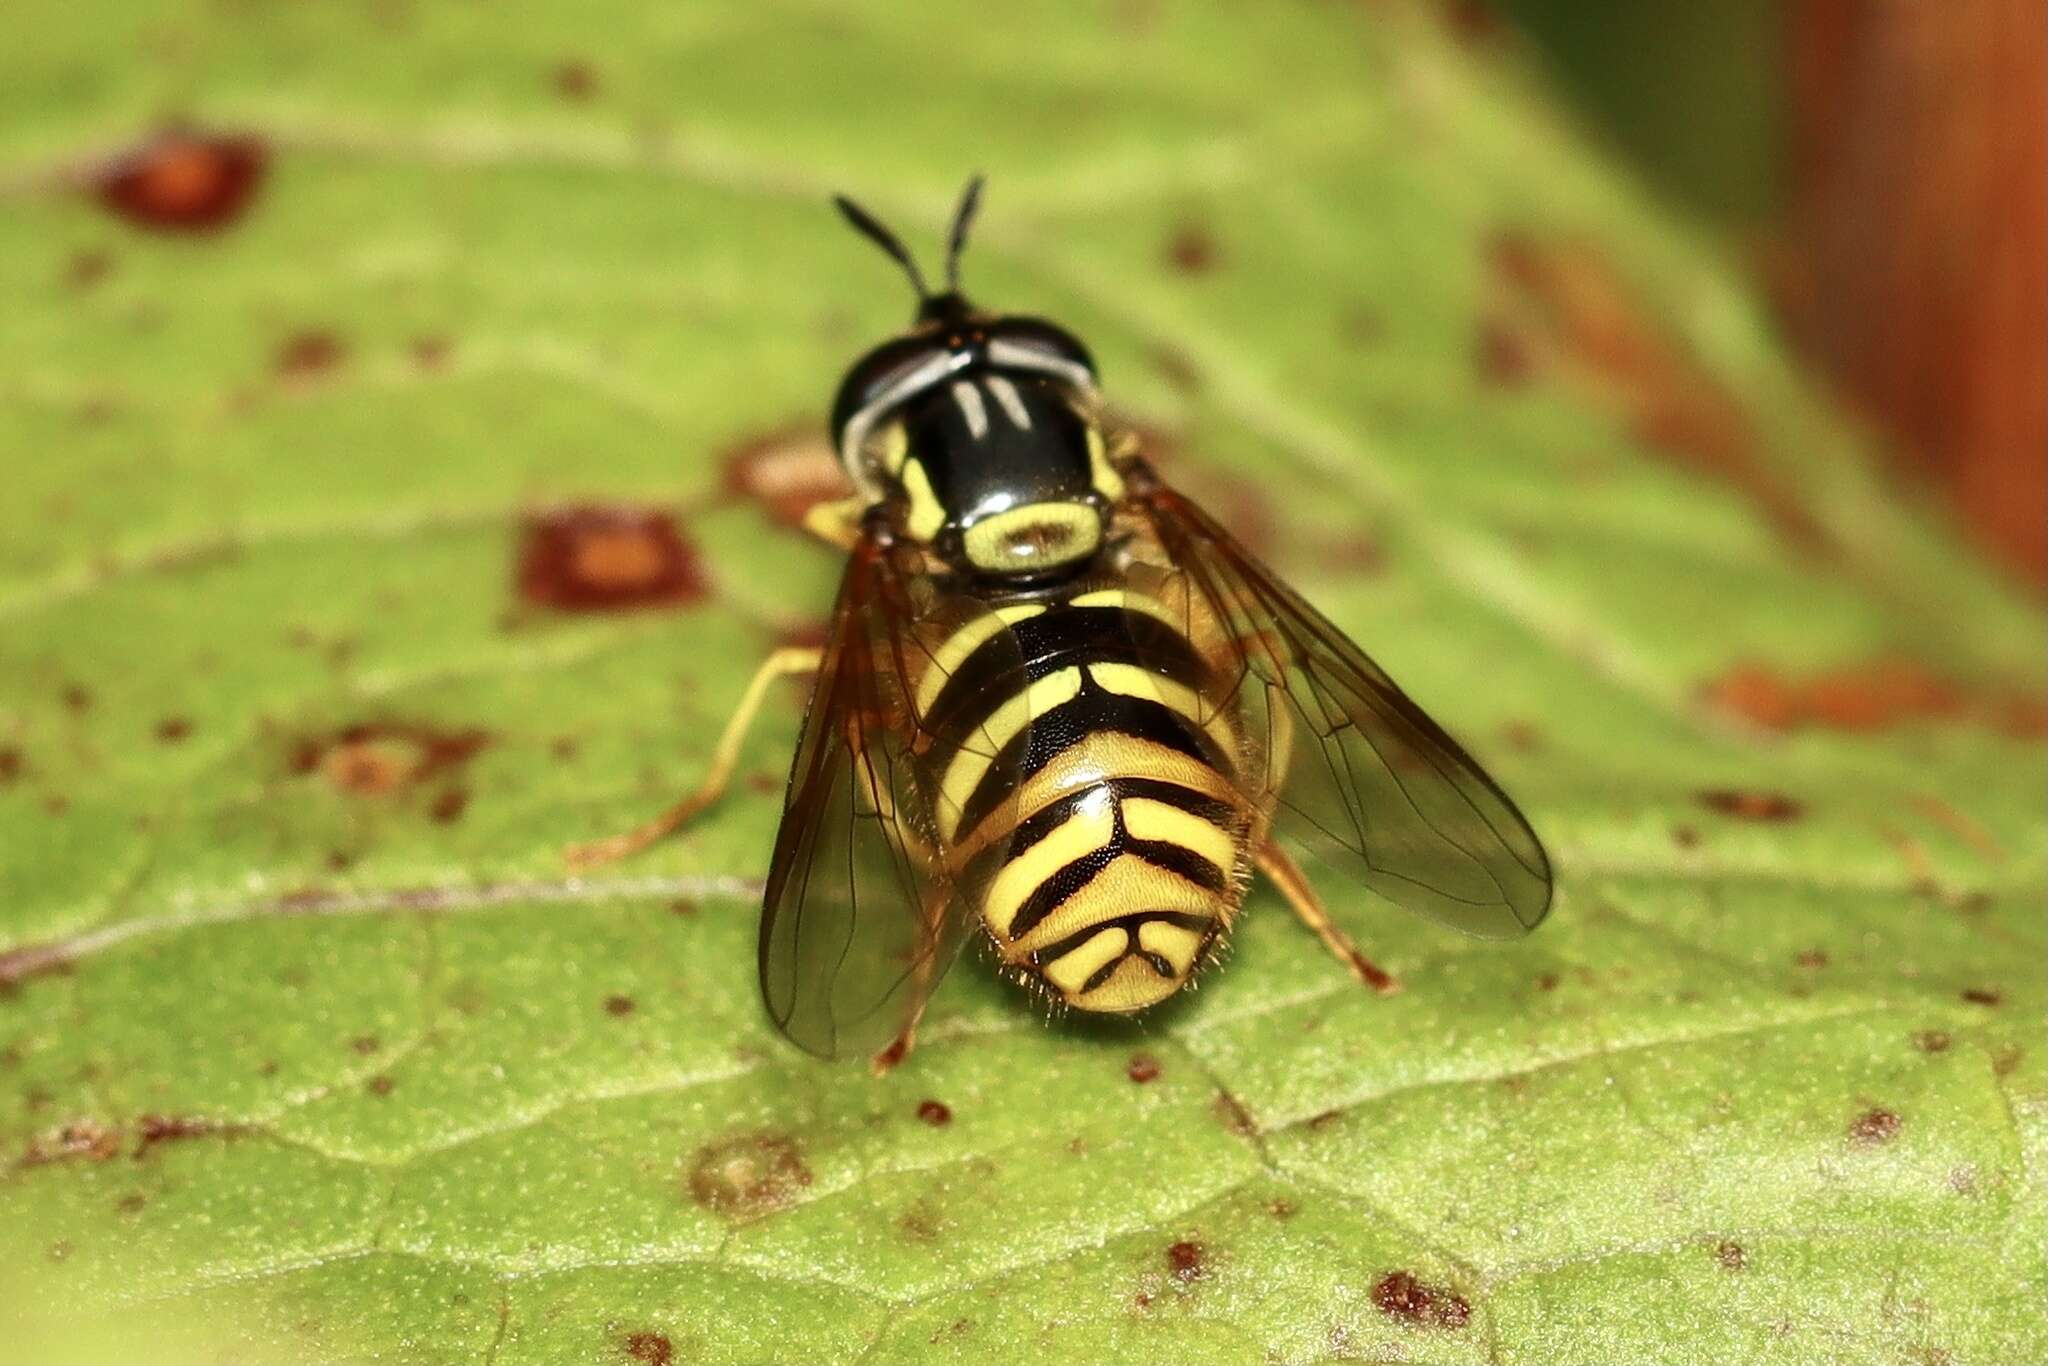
919,588,1254,1013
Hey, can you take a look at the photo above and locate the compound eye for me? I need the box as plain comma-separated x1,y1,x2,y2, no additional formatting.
829,336,948,446
985,316,1097,383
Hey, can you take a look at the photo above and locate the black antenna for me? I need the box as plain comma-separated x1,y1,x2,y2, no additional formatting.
833,193,932,302
943,174,985,293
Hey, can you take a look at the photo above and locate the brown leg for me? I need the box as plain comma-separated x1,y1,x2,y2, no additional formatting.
1255,841,1401,995
563,646,823,869
868,880,951,1076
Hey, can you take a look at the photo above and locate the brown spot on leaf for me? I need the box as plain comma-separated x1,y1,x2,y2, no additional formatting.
276,330,346,383
554,60,599,100
517,506,707,613
21,1120,121,1167
116,1192,147,1215
1992,1045,2022,1077
1961,987,2002,1007
1671,824,1702,849
428,787,470,824
66,250,115,290
1146,344,1203,395
604,994,636,1017
1268,1198,1296,1220
411,335,453,370
721,428,851,532
1477,317,1534,386
915,1099,952,1127
154,717,192,744
1715,1239,1746,1271
95,131,267,233
621,1331,673,1366
1703,659,2046,738
1372,1270,1471,1329
0,747,21,785
1490,232,1829,555
134,1114,219,1156
292,721,488,803
349,1035,380,1056
1126,1054,1161,1084
1697,789,1804,822
367,1075,395,1097
897,1198,943,1242
1913,1030,1952,1053
1166,1240,1206,1283
1849,1108,1902,1145
687,1132,813,1218
60,683,93,713
1165,222,1218,274
1795,948,1829,969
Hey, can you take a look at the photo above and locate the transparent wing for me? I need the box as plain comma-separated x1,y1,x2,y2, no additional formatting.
758,538,1025,1058
1133,474,1552,938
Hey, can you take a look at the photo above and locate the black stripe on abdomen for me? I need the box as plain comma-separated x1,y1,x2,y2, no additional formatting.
924,606,1209,751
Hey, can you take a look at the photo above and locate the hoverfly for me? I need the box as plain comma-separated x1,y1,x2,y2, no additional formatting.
569,178,1552,1071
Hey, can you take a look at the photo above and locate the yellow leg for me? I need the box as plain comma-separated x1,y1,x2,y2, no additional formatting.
563,646,824,870
1255,842,1402,995
802,496,867,551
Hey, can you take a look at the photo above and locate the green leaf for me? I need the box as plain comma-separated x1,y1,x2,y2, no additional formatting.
2,3,2042,1363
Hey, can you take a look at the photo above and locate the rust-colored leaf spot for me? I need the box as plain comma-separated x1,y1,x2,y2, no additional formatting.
65,250,115,290
1795,948,1829,969
1126,1054,1162,1084
1167,1240,1207,1283
1476,317,1534,386
292,722,489,799
1489,232,1829,556
367,1074,396,1097
554,60,599,100
1715,1239,1746,1271
1372,1270,1471,1329
622,1331,673,1366
1960,987,2003,1007
686,1132,813,1218
428,786,470,824
115,1192,147,1215
1703,658,2046,738
517,506,707,613
276,330,346,382
1697,789,1804,822
1849,1108,1902,1145
915,1099,952,1127
1268,1198,1296,1220
95,131,267,234
603,994,636,1017
721,427,851,532
134,1113,218,1157
60,683,93,714
349,1035,381,1056
1913,1030,1953,1053
411,335,453,371
0,747,22,785
1671,824,1702,849
154,717,192,744
1165,222,1218,274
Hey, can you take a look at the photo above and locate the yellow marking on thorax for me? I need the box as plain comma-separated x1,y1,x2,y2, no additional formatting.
900,458,945,541
914,603,1043,716
1000,853,1223,959
1085,427,1125,501
981,791,1117,938
1041,927,1128,996
872,420,909,476
1120,797,1239,873
1086,661,1238,757
936,666,1083,841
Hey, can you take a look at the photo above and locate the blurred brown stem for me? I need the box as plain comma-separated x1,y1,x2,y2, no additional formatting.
1784,0,2047,590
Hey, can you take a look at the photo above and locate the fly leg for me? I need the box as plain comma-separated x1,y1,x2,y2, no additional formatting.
563,645,823,869
1255,840,1402,995
869,880,950,1076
